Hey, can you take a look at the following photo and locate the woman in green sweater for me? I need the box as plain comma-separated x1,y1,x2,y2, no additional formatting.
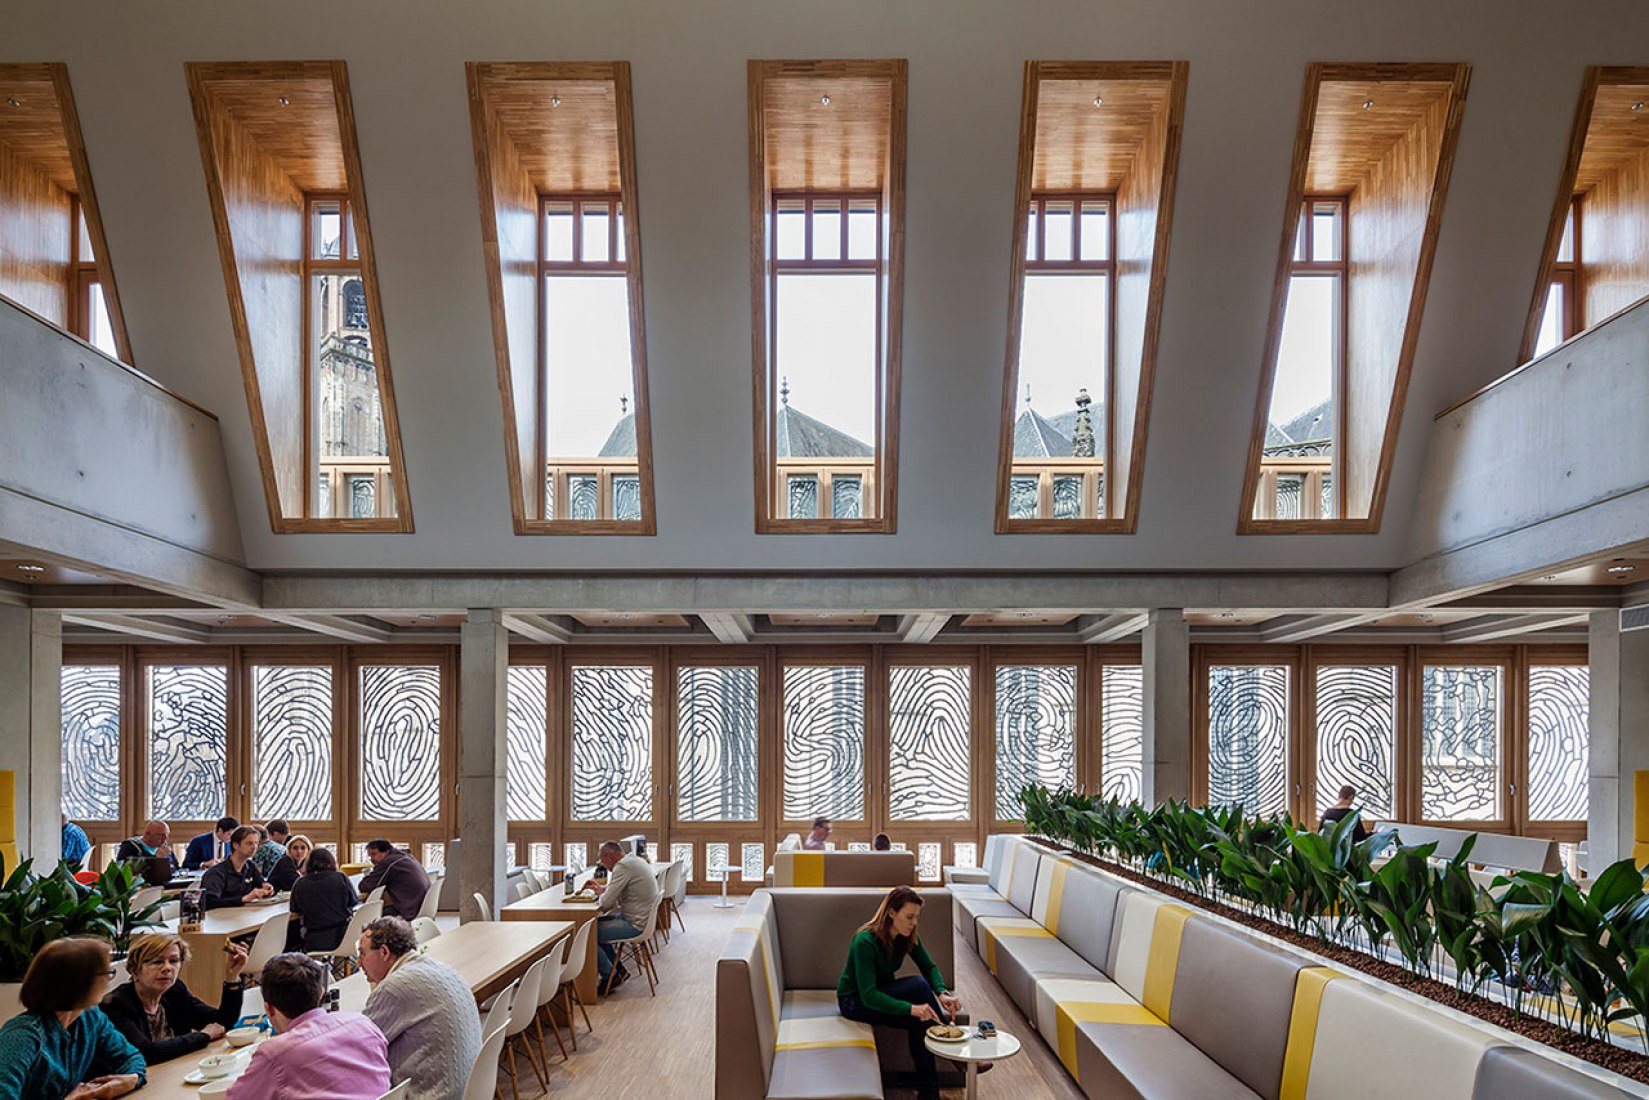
0,937,145,1100
836,886,961,1100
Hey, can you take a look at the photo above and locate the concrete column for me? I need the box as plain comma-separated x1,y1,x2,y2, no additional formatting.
1588,610,1649,871
458,609,508,921
1141,609,1190,805
0,607,62,866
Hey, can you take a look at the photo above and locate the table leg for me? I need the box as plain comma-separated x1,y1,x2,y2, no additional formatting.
966,1061,978,1100
713,870,735,909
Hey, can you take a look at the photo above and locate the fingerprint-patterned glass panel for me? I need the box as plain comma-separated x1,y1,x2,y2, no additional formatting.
1052,476,1082,520
1207,665,1289,816
1008,476,1038,519
359,665,441,821
1313,665,1396,818
569,475,600,521
1101,665,1144,804
505,666,548,821
888,665,971,820
848,842,872,852
994,665,1077,820
1420,665,1502,821
317,474,333,518
564,842,587,871
570,666,653,821
917,842,942,882
61,665,121,821
706,842,730,878
670,843,694,882
147,664,229,820
1528,665,1589,821
529,843,555,871
613,475,642,522
1320,473,1335,519
788,475,819,519
251,665,333,821
954,842,978,869
832,476,862,519
676,666,760,822
741,843,765,881
348,475,376,519
1274,475,1303,520
422,843,446,870
782,665,866,821
352,843,369,864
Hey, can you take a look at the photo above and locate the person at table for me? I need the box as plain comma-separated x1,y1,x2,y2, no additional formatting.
837,885,964,1100
358,917,481,1100
357,839,431,920
61,814,92,870
284,834,313,876
100,932,247,1064
115,820,178,872
252,821,292,877
590,839,661,993
1319,784,1371,843
184,816,239,871
872,832,891,851
289,846,358,952
225,953,390,1100
803,816,832,850
0,937,145,1100
200,825,274,910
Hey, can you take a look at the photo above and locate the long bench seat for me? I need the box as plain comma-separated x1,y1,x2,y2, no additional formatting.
949,835,1645,1100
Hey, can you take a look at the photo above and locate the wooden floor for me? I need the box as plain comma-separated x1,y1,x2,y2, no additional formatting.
496,897,1084,1100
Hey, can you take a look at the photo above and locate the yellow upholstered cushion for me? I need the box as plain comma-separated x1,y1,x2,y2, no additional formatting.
1279,967,1343,1100
1140,903,1191,1022
788,851,825,887
776,1005,876,1052
977,916,1051,973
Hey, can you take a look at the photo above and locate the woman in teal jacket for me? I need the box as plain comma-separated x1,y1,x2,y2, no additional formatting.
836,885,962,1100
0,937,145,1100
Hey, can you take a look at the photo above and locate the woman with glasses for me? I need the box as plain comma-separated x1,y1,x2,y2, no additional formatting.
0,937,145,1099
101,932,248,1064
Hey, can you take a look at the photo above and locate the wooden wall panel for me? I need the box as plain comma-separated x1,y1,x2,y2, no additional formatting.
1579,140,1649,324
1344,93,1448,517
1111,94,1169,524
0,138,71,324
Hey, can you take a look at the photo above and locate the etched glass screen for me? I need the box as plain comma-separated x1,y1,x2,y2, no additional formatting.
359,665,441,821
994,665,1077,820
1420,665,1502,821
1101,665,1144,804
888,665,971,821
1528,665,1588,821
1207,665,1289,816
147,664,228,820
251,665,333,821
1313,665,1396,819
782,665,865,821
506,665,548,821
570,666,653,821
61,665,121,821
677,666,760,822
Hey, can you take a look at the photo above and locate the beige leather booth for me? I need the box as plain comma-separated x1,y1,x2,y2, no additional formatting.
948,835,1643,1100
717,887,959,1099
769,850,918,888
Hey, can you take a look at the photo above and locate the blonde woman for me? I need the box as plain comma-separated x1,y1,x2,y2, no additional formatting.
101,932,247,1064
285,834,314,876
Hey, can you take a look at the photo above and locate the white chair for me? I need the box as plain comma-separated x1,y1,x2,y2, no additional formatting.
501,955,553,1100
522,869,547,895
415,872,444,920
480,977,517,1046
777,833,803,852
307,900,383,976
374,1083,409,1100
130,885,165,913
462,1025,510,1100
659,861,687,942
411,916,442,945
513,881,533,902
555,920,595,1049
473,891,492,922
244,911,292,982
533,939,572,1064
607,901,661,996
365,885,387,904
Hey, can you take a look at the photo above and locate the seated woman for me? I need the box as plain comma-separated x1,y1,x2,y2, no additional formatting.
285,834,314,876
101,933,247,1064
288,846,359,952
0,937,145,1100
836,885,962,1100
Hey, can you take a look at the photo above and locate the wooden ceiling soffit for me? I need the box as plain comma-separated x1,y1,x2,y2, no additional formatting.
186,60,413,533
995,61,1189,535
0,63,133,362
467,61,657,535
1518,67,1649,363
1238,61,1470,535
758,61,896,192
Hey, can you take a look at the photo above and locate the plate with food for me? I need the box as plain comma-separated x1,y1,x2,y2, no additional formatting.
926,1024,967,1042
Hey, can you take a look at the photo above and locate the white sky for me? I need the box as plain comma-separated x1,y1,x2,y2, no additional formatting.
1016,274,1107,420
1268,275,1336,426
544,276,634,457
775,273,877,445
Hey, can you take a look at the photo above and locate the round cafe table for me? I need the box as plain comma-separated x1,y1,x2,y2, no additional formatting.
924,1028,1022,1100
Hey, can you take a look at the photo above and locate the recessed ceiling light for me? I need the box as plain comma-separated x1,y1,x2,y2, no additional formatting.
1362,99,1375,110
1607,564,1636,575
217,615,237,623
820,94,831,107
1092,96,1103,108
277,95,290,107
416,613,437,621
1540,575,1558,582
15,563,45,574
1015,611,1038,619
1219,612,1235,619
6,97,20,109
815,613,832,619
1633,102,1646,112
617,612,634,620
1421,613,1435,622
550,94,561,108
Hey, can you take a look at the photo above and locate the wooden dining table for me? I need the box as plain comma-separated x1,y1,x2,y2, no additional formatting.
501,889,602,1002
144,919,572,1094
160,900,294,995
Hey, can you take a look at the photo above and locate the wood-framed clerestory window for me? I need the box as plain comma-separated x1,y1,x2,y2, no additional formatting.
67,196,118,357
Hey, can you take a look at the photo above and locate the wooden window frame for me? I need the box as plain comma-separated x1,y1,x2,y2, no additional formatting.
1239,62,1470,535
1412,647,1515,833
749,60,907,534
1191,648,1304,819
1516,645,1589,843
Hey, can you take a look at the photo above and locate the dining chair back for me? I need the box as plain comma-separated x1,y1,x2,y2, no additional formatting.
415,871,443,920
410,916,441,945
462,1024,510,1100
553,919,595,1048
130,885,165,913
501,956,553,1099
365,885,387,904
610,897,662,996
244,911,291,980
472,891,492,922
374,1082,409,1100
308,899,382,973
480,977,517,1044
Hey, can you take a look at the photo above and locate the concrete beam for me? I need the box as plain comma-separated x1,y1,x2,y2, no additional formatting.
1439,613,1589,644
1259,612,1385,643
896,613,950,644
701,613,754,644
500,613,571,644
61,613,210,643
260,613,392,644
1077,612,1147,644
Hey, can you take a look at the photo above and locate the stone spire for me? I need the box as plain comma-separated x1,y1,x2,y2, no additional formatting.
1071,387,1095,458
780,376,791,407
620,394,629,415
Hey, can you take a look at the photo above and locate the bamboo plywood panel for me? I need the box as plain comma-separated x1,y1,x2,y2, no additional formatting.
1306,79,1453,193
0,66,75,190
762,70,893,192
1033,77,1171,193
1574,83,1649,192
483,73,620,194
1580,139,1649,324
0,137,71,324
192,66,345,193
1344,93,1449,518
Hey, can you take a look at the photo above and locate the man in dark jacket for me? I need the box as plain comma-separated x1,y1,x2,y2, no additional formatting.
200,825,274,910
183,816,239,871
356,839,431,919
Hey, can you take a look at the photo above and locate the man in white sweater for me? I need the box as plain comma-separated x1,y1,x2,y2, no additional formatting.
359,918,482,1100
591,840,661,992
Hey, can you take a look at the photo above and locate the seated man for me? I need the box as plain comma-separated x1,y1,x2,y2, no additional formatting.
802,816,832,851
357,840,431,920
200,826,275,910
1319,784,1371,843
225,953,390,1100
251,822,301,893
590,839,661,993
60,815,91,870
116,820,179,873
184,817,239,871
359,917,481,1100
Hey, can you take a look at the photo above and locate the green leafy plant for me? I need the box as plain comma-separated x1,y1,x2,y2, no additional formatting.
0,856,164,982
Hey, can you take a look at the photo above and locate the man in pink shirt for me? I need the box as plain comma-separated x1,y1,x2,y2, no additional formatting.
227,954,391,1100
